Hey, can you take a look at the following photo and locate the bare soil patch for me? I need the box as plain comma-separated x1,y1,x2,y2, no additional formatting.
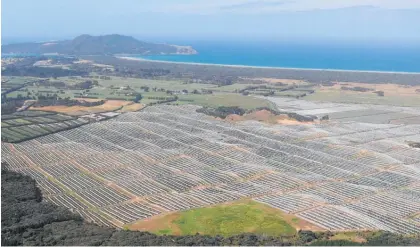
325,82,420,96
30,100,131,116
276,119,314,125
224,114,243,121
128,212,182,235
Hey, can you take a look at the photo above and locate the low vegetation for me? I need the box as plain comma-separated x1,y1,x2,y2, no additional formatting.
407,141,420,148
1,99,27,115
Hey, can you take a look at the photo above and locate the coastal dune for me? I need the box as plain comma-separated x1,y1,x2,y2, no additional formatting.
117,56,420,75
111,56,420,85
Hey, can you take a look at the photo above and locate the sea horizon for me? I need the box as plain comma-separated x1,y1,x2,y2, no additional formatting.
131,41,420,73
3,40,420,73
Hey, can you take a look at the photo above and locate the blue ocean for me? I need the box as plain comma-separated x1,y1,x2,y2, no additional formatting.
136,41,420,73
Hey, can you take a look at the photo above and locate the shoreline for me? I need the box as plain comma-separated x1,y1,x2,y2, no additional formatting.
116,56,420,75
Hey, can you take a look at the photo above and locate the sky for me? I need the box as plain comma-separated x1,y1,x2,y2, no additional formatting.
2,0,420,44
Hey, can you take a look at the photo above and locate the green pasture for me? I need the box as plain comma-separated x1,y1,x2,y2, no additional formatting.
128,200,296,237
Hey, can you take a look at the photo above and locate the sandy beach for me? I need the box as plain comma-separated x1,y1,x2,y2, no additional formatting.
116,56,420,75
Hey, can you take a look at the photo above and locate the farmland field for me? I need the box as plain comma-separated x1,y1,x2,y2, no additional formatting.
2,104,420,234
305,90,420,107
1,76,40,95
97,76,220,91
3,75,284,108
264,96,420,124
30,100,133,116
1,110,89,142
305,82,420,107
176,93,276,110
3,36,420,245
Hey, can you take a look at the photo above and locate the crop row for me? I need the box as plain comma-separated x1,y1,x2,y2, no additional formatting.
296,206,380,231
102,201,161,224
3,104,419,234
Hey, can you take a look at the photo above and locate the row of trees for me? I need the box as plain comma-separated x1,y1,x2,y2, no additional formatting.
2,66,88,78
196,106,246,119
1,100,26,115
196,106,318,122
33,96,105,107
147,96,178,106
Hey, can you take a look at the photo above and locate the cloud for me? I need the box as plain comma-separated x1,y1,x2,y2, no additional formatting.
4,0,420,16
220,1,294,10
154,0,420,14
2,0,420,42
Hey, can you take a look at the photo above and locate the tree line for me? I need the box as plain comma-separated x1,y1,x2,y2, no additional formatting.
196,106,317,122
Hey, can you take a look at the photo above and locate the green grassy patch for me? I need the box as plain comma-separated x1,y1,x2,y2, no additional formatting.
157,229,173,235
129,200,296,237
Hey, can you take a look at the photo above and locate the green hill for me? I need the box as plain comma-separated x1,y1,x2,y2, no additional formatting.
1,34,197,55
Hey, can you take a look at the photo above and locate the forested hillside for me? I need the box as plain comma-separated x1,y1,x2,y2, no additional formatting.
1,34,197,55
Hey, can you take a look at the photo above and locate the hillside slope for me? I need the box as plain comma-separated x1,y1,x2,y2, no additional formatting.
0,168,294,245
1,34,197,55
2,167,419,246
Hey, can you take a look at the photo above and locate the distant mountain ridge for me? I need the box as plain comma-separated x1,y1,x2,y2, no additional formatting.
1,34,197,55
